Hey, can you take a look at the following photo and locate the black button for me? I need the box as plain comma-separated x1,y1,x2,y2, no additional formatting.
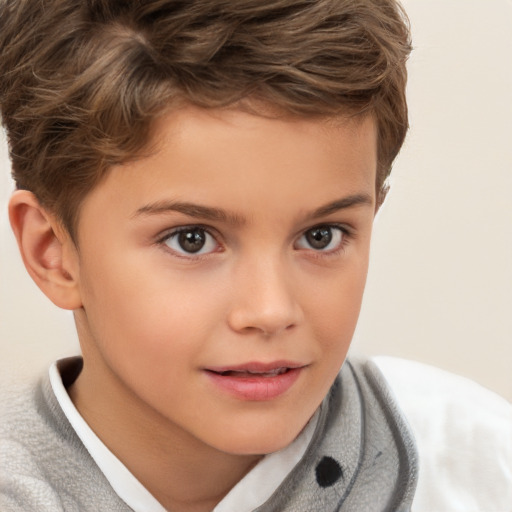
315,456,343,488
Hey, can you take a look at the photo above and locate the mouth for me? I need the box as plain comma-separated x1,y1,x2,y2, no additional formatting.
208,367,289,378
204,362,305,401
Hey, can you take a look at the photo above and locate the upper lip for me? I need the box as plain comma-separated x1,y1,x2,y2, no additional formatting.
205,361,305,374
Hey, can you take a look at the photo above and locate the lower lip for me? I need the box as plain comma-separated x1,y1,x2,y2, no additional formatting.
205,367,303,401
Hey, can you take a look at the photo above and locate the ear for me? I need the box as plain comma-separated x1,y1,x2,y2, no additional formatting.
8,190,82,310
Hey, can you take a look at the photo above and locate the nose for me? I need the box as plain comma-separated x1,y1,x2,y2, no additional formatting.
227,255,303,337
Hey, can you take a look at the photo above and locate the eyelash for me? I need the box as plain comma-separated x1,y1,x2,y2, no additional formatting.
294,224,351,258
157,225,223,260
156,223,352,260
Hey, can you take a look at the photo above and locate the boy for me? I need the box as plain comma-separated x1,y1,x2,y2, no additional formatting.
0,1,509,511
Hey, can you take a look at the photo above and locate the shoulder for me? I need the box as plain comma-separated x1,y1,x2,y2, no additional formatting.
0,378,66,511
0,376,48,447
371,356,512,512
0,370,129,512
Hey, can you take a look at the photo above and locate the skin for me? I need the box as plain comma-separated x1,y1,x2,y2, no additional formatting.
11,107,378,512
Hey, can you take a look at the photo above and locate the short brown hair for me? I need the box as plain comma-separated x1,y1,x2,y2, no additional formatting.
0,0,411,239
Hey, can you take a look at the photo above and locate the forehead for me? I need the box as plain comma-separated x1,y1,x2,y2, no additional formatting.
77,106,377,231
152,105,376,156
149,105,376,186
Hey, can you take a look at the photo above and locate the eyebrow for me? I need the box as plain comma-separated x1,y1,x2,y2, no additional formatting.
133,200,246,226
133,193,373,225
310,194,373,218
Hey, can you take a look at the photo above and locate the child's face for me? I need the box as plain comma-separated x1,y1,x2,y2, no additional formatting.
70,107,377,455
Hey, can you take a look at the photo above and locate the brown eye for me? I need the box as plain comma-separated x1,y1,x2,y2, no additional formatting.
178,229,206,253
295,225,344,252
164,227,218,255
306,227,332,249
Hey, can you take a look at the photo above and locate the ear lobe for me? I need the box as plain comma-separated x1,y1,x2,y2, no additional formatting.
8,190,82,310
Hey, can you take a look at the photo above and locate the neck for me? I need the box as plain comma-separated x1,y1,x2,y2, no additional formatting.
68,358,262,512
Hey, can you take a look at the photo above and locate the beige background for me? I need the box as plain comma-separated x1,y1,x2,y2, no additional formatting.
1,0,511,400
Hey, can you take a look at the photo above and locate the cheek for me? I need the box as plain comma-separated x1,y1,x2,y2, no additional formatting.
308,260,368,330
78,255,225,361
302,259,369,377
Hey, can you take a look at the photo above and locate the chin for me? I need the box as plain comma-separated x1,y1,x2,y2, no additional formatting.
236,439,292,456
214,419,309,456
